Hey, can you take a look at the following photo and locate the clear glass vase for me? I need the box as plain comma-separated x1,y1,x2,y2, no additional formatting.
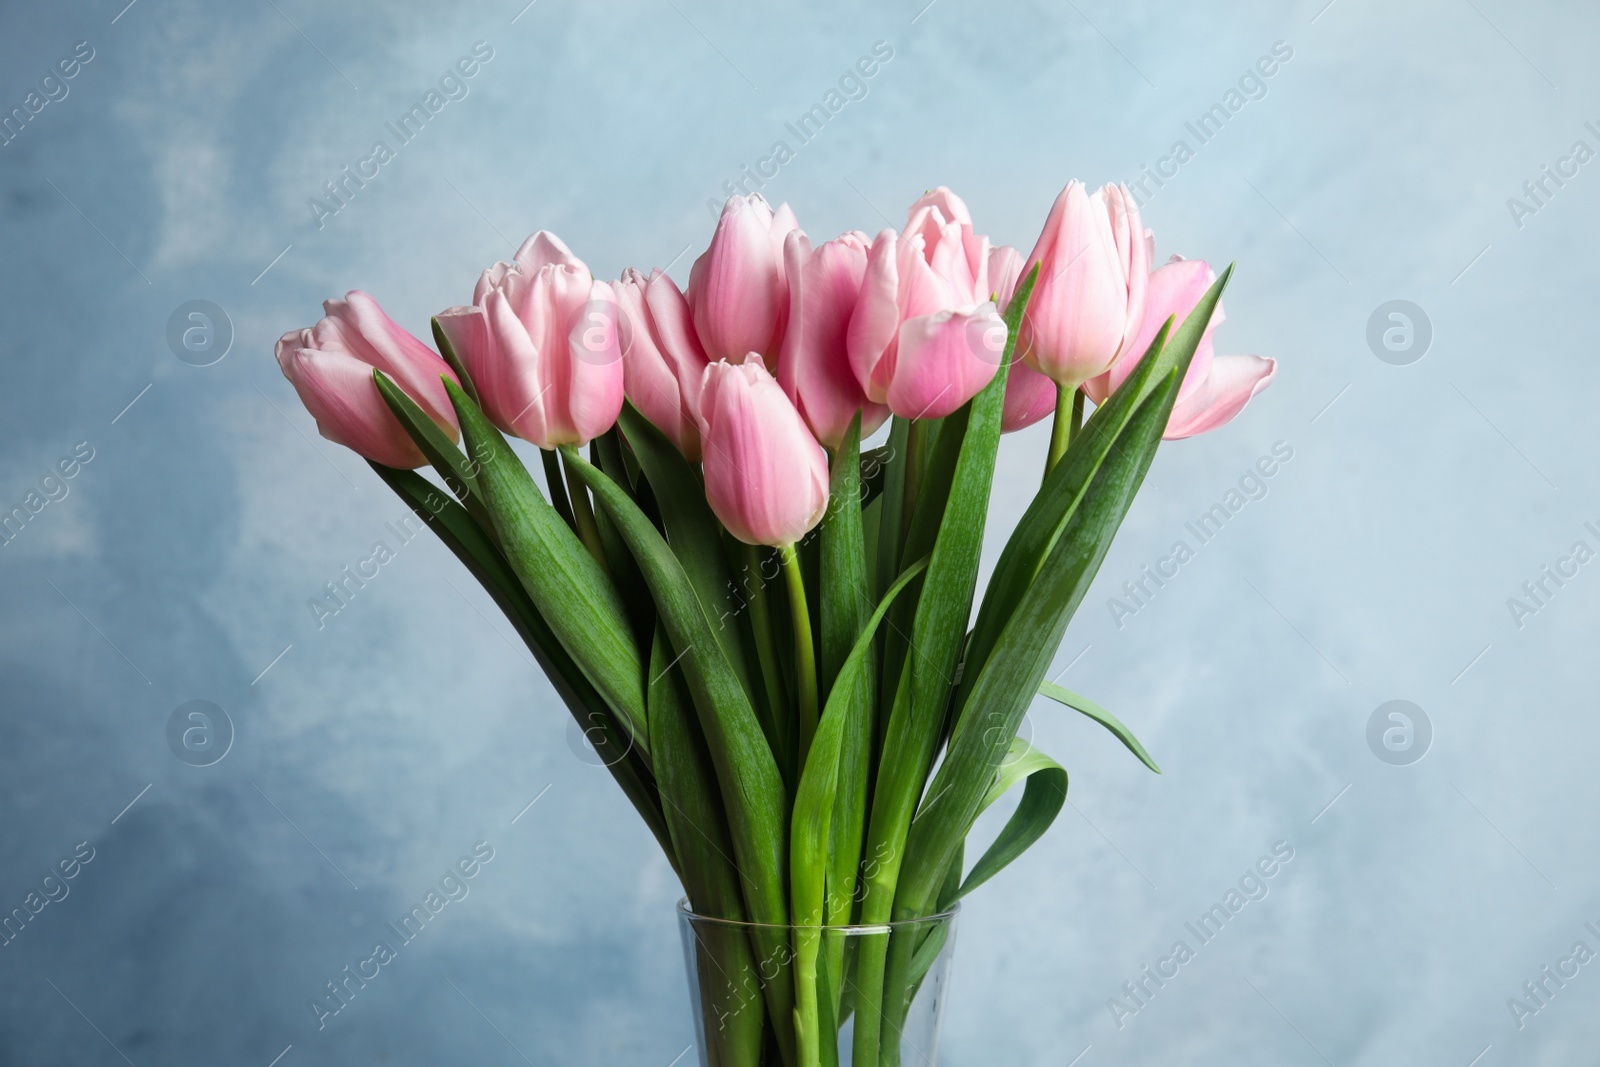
677,900,959,1067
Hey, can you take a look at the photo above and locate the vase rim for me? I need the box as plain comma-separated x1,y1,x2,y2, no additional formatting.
675,897,960,933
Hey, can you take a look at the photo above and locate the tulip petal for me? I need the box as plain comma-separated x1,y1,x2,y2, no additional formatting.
277,338,426,468
700,356,829,547
846,230,903,404
887,306,1005,420
1001,358,1058,433
1164,354,1277,439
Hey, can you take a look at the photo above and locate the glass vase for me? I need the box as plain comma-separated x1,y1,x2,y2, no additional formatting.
677,900,959,1066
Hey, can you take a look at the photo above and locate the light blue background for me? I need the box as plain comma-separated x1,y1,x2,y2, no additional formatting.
2,0,1597,1063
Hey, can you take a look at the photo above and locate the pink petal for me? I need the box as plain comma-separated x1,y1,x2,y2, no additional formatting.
1164,354,1277,439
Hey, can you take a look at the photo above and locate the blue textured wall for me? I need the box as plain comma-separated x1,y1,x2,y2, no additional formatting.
2,1,1597,1063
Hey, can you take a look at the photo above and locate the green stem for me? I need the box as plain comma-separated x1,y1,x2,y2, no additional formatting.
781,546,819,770
793,928,823,1067
541,447,576,530
1044,385,1084,482
745,543,794,788
562,452,609,571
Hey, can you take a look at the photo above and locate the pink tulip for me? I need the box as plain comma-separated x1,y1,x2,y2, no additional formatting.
699,354,830,547
687,194,799,369
1084,257,1276,439
887,305,1007,419
614,267,710,461
847,187,1000,419
438,231,625,449
777,230,889,450
276,290,459,469
1019,182,1149,390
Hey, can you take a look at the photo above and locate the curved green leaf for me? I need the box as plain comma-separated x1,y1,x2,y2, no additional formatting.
940,737,1068,907
1038,680,1160,773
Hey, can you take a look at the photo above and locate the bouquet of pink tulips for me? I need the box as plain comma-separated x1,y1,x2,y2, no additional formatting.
276,184,1274,1066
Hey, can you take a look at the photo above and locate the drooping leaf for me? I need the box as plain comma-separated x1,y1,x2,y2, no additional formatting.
938,737,1068,906
1038,680,1160,773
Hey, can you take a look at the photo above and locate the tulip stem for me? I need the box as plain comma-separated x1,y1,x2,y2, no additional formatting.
781,545,819,769
745,544,795,787
1045,385,1084,480
562,452,610,572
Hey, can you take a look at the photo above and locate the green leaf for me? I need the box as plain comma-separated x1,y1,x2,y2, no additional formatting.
793,555,930,924
963,268,1231,690
817,415,874,940
939,737,1068,906
591,435,654,648
373,369,491,530
616,404,756,704
646,627,765,1064
1038,680,1160,773
558,445,797,1062
859,443,894,510
430,317,478,405
849,264,1037,1067
367,462,676,870
896,363,1187,921
790,557,928,1067
442,379,649,755
862,265,1036,916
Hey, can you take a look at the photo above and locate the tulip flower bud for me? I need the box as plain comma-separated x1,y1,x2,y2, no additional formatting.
777,230,889,450
699,354,830,547
1084,256,1276,439
614,267,709,461
1018,181,1149,390
275,290,459,469
449,231,625,449
847,187,1000,419
687,194,799,369
885,304,1007,420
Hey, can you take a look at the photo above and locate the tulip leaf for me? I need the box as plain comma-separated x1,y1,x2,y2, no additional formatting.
430,316,479,406
592,435,654,649
896,360,1188,921
963,267,1231,692
615,404,756,703
790,555,927,1067
860,442,894,510
646,626,766,1063
937,737,1068,907
818,415,874,946
849,264,1038,1067
557,445,797,1060
540,448,578,532
442,379,649,756
367,462,675,869
793,555,928,916
372,369,491,531
1037,680,1160,773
